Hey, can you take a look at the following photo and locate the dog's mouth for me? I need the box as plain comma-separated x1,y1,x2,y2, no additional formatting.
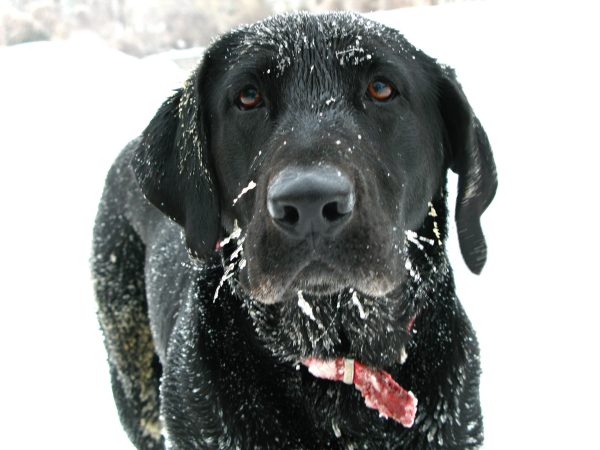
217,223,418,372
245,255,402,305
215,222,398,305
287,261,361,297
294,261,340,286
240,281,418,371
302,357,417,428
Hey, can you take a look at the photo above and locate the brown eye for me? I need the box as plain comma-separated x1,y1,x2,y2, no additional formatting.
367,80,395,101
238,86,263,109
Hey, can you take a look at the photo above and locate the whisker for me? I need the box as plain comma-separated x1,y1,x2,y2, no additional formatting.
405,230,426,251
311,293,343,348
219,220,242,247
214,222,246,301
213,262,237,301
297,290,320,326
232,180,257,206
428,202,443,246
350,289,368,320
230,236,246,262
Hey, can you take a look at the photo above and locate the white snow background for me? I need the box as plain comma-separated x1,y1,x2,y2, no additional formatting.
1,1,598,448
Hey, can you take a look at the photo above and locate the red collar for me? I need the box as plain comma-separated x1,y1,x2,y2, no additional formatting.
303,357,417,427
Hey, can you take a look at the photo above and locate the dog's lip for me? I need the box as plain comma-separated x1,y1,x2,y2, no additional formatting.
244,253,401,303
286,260,343,293
296,279,341,295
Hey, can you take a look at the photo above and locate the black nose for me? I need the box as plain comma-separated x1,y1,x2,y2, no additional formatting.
267,166,355,239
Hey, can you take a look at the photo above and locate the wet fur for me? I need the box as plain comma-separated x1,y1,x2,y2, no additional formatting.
92,12,496,450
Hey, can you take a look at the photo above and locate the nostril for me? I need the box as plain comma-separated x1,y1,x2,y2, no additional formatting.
322,202,346,222
281,205,300,225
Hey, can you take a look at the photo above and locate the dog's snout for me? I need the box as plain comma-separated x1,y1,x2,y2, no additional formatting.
267,166,355,239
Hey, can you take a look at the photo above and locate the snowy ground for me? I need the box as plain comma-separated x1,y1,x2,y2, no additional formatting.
1,1,599,448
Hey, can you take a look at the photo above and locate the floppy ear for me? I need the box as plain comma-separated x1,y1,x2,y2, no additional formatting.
439,66,498,274
132,68,220,260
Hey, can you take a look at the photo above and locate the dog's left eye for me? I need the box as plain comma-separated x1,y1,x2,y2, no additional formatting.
367,80,395,101
237,86,263,110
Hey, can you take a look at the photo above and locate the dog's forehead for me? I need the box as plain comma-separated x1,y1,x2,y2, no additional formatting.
212,12,417,77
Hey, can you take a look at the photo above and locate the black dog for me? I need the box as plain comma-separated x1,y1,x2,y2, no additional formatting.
92,12,496,450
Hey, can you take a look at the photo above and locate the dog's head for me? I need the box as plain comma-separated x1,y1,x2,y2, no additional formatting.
133,13,496,366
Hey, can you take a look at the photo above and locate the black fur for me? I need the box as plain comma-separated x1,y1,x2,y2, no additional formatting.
92,12,496,449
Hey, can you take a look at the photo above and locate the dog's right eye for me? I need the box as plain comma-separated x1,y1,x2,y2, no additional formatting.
237,86,263,110
367,79,395,102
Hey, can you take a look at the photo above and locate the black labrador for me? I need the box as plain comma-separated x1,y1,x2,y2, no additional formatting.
92,12,497,450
